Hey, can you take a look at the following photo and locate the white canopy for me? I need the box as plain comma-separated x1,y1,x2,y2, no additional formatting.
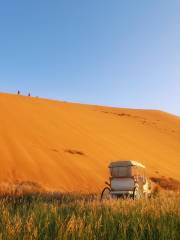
109,160,145,169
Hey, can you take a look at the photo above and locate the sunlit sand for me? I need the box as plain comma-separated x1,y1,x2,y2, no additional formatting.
0,93,179,193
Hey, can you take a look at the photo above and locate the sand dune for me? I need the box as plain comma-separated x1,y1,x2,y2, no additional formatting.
0,93,179,192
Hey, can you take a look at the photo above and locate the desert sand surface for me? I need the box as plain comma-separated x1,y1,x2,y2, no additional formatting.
0,92,179,193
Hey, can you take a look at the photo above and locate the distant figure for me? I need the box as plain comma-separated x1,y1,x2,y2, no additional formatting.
28,93,31,97
17,90,20,95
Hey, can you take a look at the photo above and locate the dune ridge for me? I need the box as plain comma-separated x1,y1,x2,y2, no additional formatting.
0,93,179,193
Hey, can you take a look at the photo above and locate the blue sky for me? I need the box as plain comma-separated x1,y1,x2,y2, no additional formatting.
0,1,180,115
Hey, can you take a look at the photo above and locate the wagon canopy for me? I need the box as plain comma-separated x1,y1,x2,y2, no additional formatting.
109,160,145,169
109,160,145,178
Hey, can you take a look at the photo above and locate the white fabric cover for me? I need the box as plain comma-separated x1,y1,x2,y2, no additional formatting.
110,166,132,177
111,178,135,191
109,160,145,168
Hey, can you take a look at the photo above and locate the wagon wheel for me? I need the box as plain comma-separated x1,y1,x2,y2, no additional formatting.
100,187,111,201
133,187,142,200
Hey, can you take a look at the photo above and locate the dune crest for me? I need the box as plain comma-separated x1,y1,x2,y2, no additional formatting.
0,93,179,193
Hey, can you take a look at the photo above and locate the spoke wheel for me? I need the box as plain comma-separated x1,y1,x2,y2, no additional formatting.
100,187,111,201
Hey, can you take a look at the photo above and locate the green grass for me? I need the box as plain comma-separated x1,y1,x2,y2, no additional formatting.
0,191,179,240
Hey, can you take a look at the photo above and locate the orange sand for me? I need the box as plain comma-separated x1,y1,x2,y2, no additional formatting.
0,93,179,192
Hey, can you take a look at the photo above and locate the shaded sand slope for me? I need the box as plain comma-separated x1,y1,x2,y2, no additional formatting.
0,93,180,192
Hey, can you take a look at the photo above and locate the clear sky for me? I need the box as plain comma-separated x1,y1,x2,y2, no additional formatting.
0,1,180,115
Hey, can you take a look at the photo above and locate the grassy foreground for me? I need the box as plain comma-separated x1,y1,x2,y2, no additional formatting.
0,192,179,240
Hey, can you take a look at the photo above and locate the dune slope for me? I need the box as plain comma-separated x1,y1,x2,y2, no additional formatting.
0,93,180,192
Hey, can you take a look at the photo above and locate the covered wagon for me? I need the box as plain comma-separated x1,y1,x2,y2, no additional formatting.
101,160,151,200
